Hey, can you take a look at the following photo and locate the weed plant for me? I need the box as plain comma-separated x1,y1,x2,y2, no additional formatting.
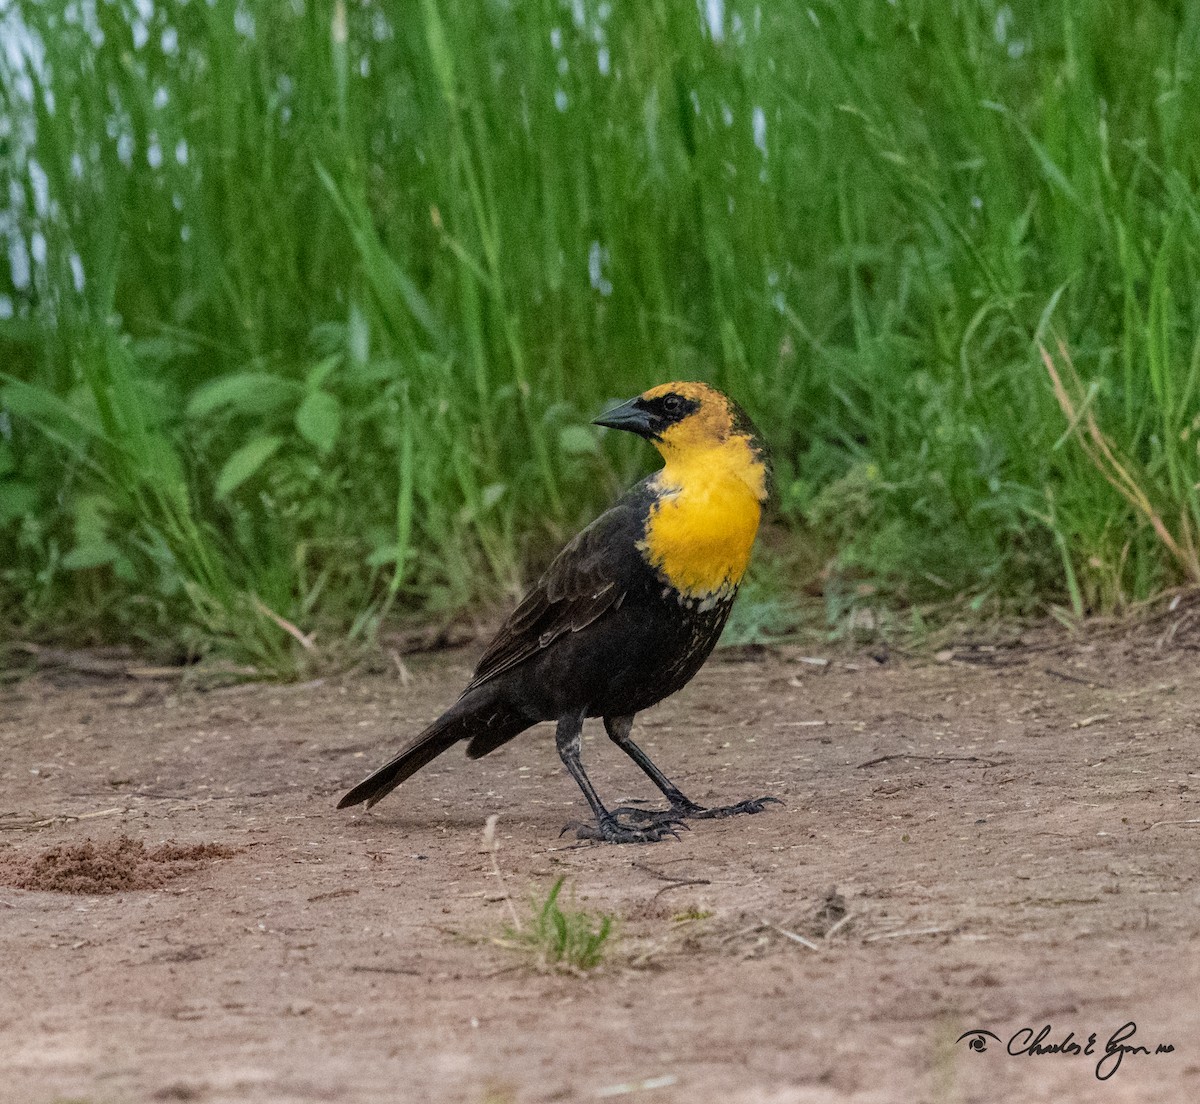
502,876,614,974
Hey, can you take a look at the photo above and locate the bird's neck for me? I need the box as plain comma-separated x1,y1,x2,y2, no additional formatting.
639,440,767,599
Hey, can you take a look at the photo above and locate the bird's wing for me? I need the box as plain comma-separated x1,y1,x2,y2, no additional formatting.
464,495,648,692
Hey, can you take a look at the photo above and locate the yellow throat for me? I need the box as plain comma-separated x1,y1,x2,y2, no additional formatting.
639,434,768,599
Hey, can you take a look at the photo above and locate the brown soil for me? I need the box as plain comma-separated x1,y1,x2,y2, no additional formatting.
0,835,238,894
2,631,1199,1103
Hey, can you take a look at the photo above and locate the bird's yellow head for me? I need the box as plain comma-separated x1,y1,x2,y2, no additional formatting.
594,382,772,598
594,381,772,502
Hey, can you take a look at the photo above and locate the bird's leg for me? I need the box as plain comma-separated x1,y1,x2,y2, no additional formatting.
604,714,782,824
555,709,679,844
604,714,697,811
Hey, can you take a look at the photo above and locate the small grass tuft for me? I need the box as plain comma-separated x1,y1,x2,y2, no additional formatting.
502,877,615,974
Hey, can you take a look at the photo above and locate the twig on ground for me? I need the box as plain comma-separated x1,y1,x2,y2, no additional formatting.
856,754,1005,770
1044,667,1105,687
597,1075,678,1097
823,912,855,941
1142,818,1200,832
629,861,712,899
631,861,709,884
761,920,820,951
252,596,317,652
483,814,521,932
863,926,954,942
651,880,711,900
349,964,420,975
308,888,359,902
388,649,413,687
0,807,127,831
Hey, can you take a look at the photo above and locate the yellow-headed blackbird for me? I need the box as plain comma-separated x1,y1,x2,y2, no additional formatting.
338,381,777,843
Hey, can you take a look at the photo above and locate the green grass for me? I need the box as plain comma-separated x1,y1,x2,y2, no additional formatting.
3,0,1200,668
500,876,615,974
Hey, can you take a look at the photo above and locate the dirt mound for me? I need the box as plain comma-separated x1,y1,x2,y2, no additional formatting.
0,835,238,894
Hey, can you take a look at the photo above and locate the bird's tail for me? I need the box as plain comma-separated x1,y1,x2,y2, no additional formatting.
336,689,528,810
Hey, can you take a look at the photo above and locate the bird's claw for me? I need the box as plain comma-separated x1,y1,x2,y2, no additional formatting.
561,815,681,844
610,804,692,830
691,795,783,819
558,795,781,842
611,795,783,823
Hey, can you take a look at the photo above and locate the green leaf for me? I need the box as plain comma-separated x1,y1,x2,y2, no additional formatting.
73,493,111,545
304,353,342,391
295,390,342,452
480,482,506,510
366,545,398,568
0,479,38,525
347,301,370,366
131,333,200,365
0,377,102,445
187,373,299,419
215,436,283,498
62,539,121,570
558,425,599,455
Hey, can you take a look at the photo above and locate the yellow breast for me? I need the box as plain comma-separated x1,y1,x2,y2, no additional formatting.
638,443,765,599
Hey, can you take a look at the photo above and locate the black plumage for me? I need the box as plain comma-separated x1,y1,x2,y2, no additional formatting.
338,383,777,843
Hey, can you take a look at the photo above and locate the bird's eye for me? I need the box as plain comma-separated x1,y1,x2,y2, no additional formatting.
662,394,683,415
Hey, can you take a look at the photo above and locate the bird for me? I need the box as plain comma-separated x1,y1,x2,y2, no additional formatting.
338,381,778,843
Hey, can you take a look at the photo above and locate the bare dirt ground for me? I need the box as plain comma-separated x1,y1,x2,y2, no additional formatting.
2,629,1199,1103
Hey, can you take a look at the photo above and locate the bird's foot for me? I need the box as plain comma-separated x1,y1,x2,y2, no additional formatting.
686,795,783,819
561,813,682,844
608,801,697,825
611,795,782,824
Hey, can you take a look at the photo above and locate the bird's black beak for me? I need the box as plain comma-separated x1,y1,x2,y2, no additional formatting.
593,397,657,440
